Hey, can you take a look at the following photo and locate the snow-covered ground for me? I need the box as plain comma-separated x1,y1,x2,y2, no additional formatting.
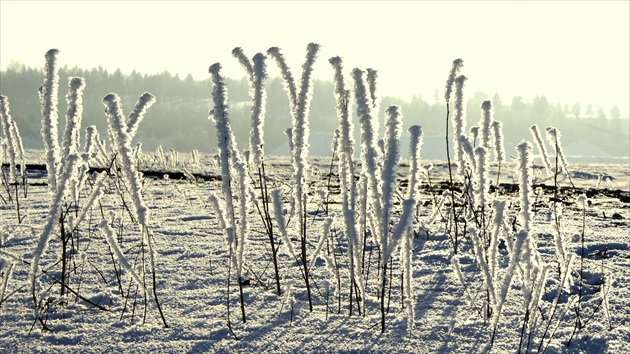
1,153,629,353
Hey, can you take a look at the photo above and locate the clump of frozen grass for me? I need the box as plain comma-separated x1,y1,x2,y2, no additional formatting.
102,91,167,327
329,56,364,314
376,105,419,333
267,43,320,311
103,93,148,225
208,62,251,324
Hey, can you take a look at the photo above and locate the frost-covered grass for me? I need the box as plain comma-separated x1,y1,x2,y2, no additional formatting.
1,155,629,353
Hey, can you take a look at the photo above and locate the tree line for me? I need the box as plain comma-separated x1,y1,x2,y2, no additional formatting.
1,63,627,160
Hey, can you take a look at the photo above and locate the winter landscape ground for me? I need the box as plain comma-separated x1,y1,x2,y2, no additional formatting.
1,151,628,353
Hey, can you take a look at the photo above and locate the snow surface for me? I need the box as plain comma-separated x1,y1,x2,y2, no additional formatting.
1,152,629,353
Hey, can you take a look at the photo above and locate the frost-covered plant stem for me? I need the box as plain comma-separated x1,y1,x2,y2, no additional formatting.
102,92,167,328
30,153,80,310
60,78,86,164
40,49,61,195
209,62,250,323
452,75,468,175
378,105,415,333
546,126,574,189
516,141,533,231
444,59,463,253
355,68,383,286
491,120,505,196
233,48,281,296
0,96,18,185
402,125,423,330
530,125,552,176
330,57,363,315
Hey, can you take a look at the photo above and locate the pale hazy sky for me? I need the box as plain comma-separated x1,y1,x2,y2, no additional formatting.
1,1,629,116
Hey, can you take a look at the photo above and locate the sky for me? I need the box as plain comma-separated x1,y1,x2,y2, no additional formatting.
1,1,629,117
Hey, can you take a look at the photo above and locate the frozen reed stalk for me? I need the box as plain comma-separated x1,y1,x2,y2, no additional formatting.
489,199,507,278
451,256,474,307
491,229,527,340
233,48,268,168
267,47,297,113
209,63,238,215
529,125,552,175
479,100,493,149
70,172,108,230
470,228,497,320
85,126,104,165
308,217,334,268
0,96,18,182
269,44,320,224
356,68,383,242
402,125,423,331
293,43,319,212
329,57,356,203
127,92,156,138
366,68,380,118
249,53,267,168
208,61,253,296
491,121,505,162
30,153,80,306
61,77,86,158
407,125,423,200
474,146,489,208
444,58,464,102
10,121,25,178
272,188,297,259
40,49,61,194
381,105,403,250
516,141,533,231
99,220,147,294
232,47,254,77
233,158,252,278
458,135,476,172
102,93,149,225
453,75,468,173
330,56,363,308
469,126,479,143
545,126,569,173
